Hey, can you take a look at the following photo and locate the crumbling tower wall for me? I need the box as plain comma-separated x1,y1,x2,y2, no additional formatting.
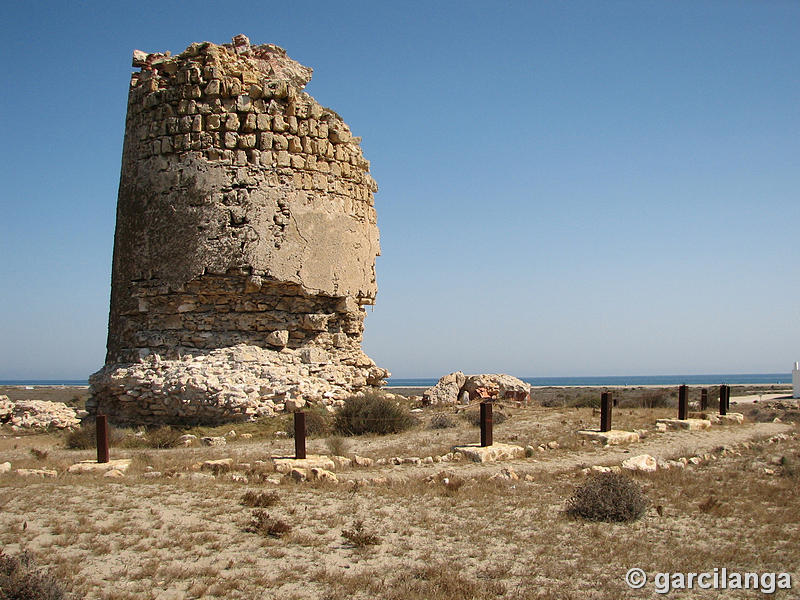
88,35,388,425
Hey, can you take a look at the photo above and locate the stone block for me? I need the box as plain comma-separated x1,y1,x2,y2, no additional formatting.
450,443,525,463
576,429,640,445
656,418,712,431
273,454,336,474
68,459,132,474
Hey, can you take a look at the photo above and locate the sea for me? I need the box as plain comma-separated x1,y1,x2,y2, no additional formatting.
0,373,790,388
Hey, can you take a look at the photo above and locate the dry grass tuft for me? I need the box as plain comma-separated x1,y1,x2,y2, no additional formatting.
325,436,350,457
429,413,456,429
244,510,292,538
0,549,70,600
566,472,648,522
240,491,279,508
29,448,48,461
341,519,381,547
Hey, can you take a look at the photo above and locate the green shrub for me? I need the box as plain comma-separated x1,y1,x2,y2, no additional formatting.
333,391,417,436
566,472,648,522
0,549,69,600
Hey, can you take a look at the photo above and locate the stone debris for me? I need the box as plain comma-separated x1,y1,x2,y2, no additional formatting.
330,455,352,469
177,434,197,446
0,396,80,430
310,467,338,483
352,455,373,467
576,429,640,446
89,35,389,425
273,454,335,474
15,468,57,478
656,418,712,431
68,459,133,474
201,458,233,473
423,372,531,405
621,454,657,473
201,436,227,447
450,443,526,463
489,467,519,481
0,462,11,474
104,469,125,478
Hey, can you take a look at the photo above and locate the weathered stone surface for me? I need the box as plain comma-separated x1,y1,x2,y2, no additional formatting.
15,468,57,478
310,467,338,483
577,429,640,445
621,454,657,473
0,462,11,474
423,372,530,405
201,458,233,473
352,455,373,467
90,35,388,425
273,454,336,474
201,436,228,447
717,413,745,425
450,443,526,463
0,397,80,430
656,418,712,431
68,459,132,474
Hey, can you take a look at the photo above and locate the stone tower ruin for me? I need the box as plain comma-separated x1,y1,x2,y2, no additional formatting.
88,35,388,424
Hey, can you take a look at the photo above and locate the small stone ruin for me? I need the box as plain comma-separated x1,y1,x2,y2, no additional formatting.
423,372,531,405
89,35,389,425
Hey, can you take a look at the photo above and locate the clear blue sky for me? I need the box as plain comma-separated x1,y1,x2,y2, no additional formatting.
0,1,798,380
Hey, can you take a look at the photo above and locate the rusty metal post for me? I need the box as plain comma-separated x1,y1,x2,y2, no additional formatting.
678,385,688,420
700,388,708,411
719,385,728,416
600,391,612,432
294,411,306,459
480,402,493,447
96,414,109,464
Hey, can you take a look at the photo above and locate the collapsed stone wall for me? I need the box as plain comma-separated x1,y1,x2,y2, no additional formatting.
89,35,388,425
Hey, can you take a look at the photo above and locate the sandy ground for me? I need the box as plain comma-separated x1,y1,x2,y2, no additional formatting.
2,393,799,599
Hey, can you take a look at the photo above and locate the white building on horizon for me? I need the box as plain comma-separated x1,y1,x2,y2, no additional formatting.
794,362,800,399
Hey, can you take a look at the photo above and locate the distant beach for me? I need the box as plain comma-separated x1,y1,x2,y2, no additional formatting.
1,373,790,389
388,373,791,388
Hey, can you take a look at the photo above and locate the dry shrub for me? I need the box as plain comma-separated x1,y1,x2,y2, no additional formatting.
462,409,507,427
244,510,292,538
142,426,184,449
341,520,381,547
618,391,673,409
240,491,279,508
286,407,332,438
334,392,416,436
779,455,799,479
566,472,648,522
326,436,350,457
29,448,48,461
429,413,456,429
64,423,124,450
443,475,465,496
0,549,69,600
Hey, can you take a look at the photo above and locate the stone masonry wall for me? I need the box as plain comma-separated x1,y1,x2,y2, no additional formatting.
89,35,388,425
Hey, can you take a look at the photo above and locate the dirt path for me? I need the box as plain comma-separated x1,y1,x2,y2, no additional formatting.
343,421,792,483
